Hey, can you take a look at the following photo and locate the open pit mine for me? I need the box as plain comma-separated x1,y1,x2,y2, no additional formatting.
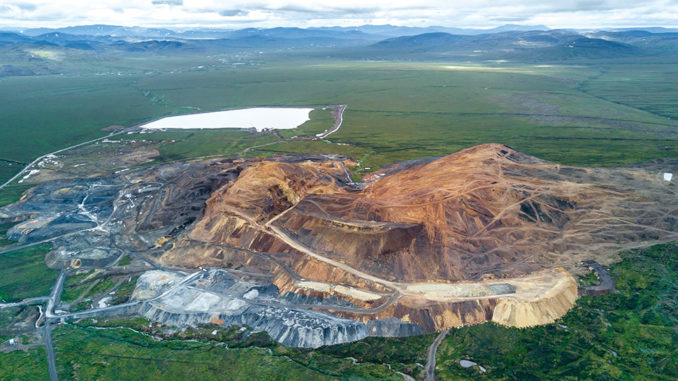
2,144,677,347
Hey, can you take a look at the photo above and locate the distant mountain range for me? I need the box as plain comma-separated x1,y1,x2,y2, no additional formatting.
364,29,678,60
0,24,677,77
7,24,552,39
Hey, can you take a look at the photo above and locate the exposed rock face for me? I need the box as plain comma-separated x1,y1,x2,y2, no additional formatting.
140,303,369,348
5,179,120,243
163,144,678,332
266,144,678,282
132,269,371,348
326,267,578,331
366,318,425,337
132,270,185,300
491,269,579,328
0,159,245,268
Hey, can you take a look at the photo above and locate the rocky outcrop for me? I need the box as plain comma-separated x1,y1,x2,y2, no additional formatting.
491,268,579,328
132,270,186,300
139,302,368,348
366,318,425,337
132,269,369,348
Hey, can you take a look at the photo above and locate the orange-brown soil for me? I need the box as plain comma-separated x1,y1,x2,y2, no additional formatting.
161,144,678,331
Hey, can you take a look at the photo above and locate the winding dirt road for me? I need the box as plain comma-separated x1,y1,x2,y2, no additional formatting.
425,329,449,381
316,104,347,139
238,104,347,157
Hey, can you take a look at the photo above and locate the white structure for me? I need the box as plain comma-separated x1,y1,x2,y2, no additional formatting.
8,338,15,346
663,173,673,182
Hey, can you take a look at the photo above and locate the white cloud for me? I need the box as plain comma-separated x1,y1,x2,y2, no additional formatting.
0,0,676,29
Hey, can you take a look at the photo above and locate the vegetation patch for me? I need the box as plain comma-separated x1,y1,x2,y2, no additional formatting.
0,306,39,343
116,256,132,267
62,272,139,310
0,184,32,208
54,321,406,380
0,244,56,303
0,346,48,380
578,271,599,287
435,243,678,380
0,221,17,247
2,60,678,186
314,334,435,376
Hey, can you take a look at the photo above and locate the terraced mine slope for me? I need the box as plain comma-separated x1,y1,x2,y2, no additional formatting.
2,144,677,346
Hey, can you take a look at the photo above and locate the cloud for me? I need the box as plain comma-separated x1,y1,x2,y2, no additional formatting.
0,0,676,29
9,2,37,11
0,2,37,14
275,4,379,15
218,9,247,17
152,0,183,5
541,0,638,13
491,16,531,22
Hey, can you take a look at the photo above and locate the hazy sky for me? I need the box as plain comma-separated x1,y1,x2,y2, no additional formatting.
1,0,677,29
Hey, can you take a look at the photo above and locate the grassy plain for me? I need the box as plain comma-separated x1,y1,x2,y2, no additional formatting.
0,222,17,247
52,322,408,380
0,346,48,380
121,129,279,164
0,185,32,208
0,245,56,303
580,63,678,120
0,75,167,164
315,334,434,376
2,58,678,187
129,62,678,174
